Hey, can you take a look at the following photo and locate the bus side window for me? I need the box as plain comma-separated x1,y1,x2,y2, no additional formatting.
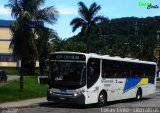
102,60,113,78
102,70,107,78
123,71,128,78
142,73,146,77
114,72,118,78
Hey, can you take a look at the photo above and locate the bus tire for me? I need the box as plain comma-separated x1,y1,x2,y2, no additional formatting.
97,91,107,107
136,88,142,101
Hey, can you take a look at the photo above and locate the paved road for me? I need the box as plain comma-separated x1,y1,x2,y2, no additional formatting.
5,83,160,113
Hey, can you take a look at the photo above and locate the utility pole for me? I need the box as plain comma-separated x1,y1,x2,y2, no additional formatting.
135,21,138,36
135,21,143,59
135,21,140,59
100,34,108,54
154,31,160,78
157,31,160,47
103,35,107,54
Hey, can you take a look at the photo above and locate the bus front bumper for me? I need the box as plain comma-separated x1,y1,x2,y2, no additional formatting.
47,90,85,104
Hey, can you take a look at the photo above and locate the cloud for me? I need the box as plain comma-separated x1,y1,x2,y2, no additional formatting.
57,6,78,15
0,5,11,15
0,5,78,15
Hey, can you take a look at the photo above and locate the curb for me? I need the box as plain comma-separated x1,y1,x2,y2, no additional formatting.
0,103,39,110
0,101,55,110
0,98,53,110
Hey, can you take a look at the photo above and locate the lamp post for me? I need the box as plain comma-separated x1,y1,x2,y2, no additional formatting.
135,21,142,59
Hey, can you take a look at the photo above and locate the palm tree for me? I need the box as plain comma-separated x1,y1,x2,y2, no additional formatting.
5,0,58,91
36,26,57,76
70,1,108,51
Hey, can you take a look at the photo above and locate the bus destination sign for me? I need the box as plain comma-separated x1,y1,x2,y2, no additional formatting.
50,54,86,61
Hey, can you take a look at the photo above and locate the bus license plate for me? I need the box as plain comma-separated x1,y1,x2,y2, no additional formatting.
59,97,65,100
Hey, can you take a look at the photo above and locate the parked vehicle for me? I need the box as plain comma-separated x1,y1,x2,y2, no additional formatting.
0,69,7,82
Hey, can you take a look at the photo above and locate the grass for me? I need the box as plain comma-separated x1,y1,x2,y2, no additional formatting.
0,77,47,103
4,68,20,75
4,68,40,76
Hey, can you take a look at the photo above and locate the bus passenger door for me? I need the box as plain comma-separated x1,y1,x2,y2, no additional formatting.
86,58,101,104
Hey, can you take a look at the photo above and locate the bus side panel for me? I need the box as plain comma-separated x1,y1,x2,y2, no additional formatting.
120,88,137,100
84,78,101,104
119,78,156,100
83,91,99,104
119,84,156,100
141,84,156,97
115,79,137,100
100,78,156,102
101,78,120,102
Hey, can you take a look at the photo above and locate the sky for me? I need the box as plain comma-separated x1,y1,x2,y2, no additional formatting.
0,0,160,39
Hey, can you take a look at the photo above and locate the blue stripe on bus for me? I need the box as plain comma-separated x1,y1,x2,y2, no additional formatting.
123,78,141,93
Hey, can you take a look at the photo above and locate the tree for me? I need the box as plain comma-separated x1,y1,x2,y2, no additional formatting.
36,26,57,76
5,0,58,91
62,40,87,52
70,1,107,52
50,36,64,52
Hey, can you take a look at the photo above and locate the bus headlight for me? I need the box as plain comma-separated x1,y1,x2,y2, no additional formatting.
49,90,53,95
73,92,81,97
49,88,56,94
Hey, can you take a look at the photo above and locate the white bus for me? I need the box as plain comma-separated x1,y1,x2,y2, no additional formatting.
47,52,157,106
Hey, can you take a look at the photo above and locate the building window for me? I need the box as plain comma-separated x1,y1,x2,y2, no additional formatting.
0,55,17,62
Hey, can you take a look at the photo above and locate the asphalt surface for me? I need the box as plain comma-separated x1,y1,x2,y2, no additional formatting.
1,83,160,113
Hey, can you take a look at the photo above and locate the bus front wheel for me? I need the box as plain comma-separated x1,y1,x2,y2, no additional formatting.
136,88,142,101
97,92,107,107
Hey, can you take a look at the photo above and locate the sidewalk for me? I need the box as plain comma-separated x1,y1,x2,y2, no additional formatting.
0,97,48,109
0,75,19,86
7,75,19,81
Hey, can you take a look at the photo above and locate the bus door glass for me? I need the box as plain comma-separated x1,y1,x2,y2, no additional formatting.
87,58,100,89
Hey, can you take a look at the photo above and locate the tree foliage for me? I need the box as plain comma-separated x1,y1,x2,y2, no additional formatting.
66,16,160,62
5,0,58,91
36,26,58,75
70,1,107,51
62,40,87,52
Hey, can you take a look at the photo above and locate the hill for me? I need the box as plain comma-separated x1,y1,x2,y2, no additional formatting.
61,16,160,61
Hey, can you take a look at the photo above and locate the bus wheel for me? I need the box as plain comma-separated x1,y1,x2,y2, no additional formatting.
136,88,142,101
97,92,107,107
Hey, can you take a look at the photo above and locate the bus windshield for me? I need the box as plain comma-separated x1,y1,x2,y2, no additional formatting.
48,61,86,88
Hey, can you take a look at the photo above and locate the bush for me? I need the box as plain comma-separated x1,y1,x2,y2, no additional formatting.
157,78,160,81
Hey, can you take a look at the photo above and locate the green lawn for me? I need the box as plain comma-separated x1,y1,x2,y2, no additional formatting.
4,68,40,76
4,68,20,75
0,77,47,103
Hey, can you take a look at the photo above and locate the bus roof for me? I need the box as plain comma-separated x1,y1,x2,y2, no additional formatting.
52,51,156,65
